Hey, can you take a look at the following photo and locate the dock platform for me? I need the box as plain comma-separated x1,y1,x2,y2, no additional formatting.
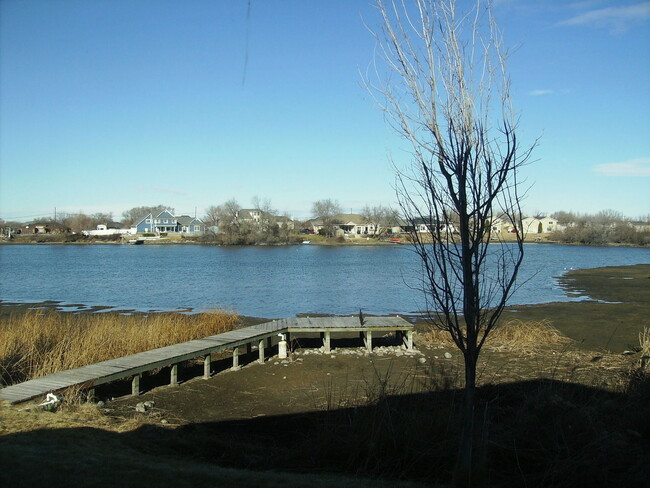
0,316,413,405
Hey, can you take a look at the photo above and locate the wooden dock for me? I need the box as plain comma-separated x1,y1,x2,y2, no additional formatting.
0,316,413,405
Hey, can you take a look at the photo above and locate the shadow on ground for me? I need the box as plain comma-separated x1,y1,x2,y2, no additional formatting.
2,376,649,488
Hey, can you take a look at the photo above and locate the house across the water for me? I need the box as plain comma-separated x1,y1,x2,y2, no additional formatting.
131,209,206,235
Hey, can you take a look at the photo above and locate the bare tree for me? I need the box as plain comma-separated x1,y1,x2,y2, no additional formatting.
203,205,222,230
367,1,535,483
311,199,343,237
91,212,114,227
121,205,171,226
216,199,242,244
361,204,400,237
251,196,278,236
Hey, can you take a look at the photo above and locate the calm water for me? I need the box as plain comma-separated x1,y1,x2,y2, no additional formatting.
0,244,648,317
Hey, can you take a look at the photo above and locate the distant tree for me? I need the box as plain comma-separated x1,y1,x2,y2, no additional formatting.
217,199,242,244
90,212,113,227
275,213,295,243
121,205,172,226
550,210,578,225
361,204,400,237
61,213,94,233
203,205,222,229
311,199,343,237
551,209,644,245
593,209,624,226
251,196,277,235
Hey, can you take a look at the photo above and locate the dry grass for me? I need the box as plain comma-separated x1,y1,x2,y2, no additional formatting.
640,327,650,357
418,319,572,353
0,309,239,385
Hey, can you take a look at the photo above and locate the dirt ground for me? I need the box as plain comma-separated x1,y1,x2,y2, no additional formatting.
96,329,634,427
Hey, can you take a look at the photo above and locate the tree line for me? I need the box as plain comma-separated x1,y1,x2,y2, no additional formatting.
550,210,650,246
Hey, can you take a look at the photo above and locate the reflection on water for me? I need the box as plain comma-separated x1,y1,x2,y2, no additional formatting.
0,244,648,317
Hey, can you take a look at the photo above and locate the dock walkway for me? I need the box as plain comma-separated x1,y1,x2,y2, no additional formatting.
0,316,413,405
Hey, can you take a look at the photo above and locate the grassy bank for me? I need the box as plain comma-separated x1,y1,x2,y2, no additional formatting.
0,309,239,385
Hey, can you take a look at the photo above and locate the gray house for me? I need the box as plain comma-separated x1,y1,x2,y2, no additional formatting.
132,210,205,235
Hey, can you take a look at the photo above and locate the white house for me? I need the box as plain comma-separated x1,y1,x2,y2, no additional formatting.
521,217,560,234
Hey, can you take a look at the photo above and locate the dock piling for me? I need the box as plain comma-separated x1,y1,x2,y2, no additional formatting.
171,363,178,385
232,347,240,371
258,339,265,363
203,354,211,379
131,374,140,396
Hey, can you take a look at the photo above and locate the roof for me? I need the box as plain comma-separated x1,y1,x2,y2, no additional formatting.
156,210,175,219
177,215,204,225
176,215,193,225
133,213,153,227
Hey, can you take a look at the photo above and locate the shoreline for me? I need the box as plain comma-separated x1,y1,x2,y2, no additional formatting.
2,234,648,248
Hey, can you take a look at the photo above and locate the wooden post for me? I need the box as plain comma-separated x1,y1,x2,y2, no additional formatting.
87,388,95,403
258,339,265,363
132,374,140,396
171,363,178,385
232,347,240,370
406,330,413,350
322,331,331,353
364,330,373,353
203,354,211,379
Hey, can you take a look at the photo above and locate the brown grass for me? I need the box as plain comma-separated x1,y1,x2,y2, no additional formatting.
417,319,572,353
0,309,239,385
640,327,650,357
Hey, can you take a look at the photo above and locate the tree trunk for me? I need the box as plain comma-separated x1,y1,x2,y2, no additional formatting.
454,351,478,487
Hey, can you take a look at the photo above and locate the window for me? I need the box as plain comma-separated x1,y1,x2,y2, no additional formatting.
146,219,151,223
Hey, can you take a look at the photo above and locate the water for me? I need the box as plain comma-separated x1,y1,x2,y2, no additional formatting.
0,244,648,317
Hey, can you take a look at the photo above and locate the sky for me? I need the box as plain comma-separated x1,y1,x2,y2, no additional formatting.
1,0,649,223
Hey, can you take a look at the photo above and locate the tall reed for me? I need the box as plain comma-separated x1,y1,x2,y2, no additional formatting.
0,309,239,385
640,326,650,357
418,319,571,352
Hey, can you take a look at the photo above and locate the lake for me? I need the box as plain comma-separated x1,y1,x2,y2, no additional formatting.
0,244,649,317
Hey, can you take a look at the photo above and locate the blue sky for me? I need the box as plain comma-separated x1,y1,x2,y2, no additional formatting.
1,0,649,222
